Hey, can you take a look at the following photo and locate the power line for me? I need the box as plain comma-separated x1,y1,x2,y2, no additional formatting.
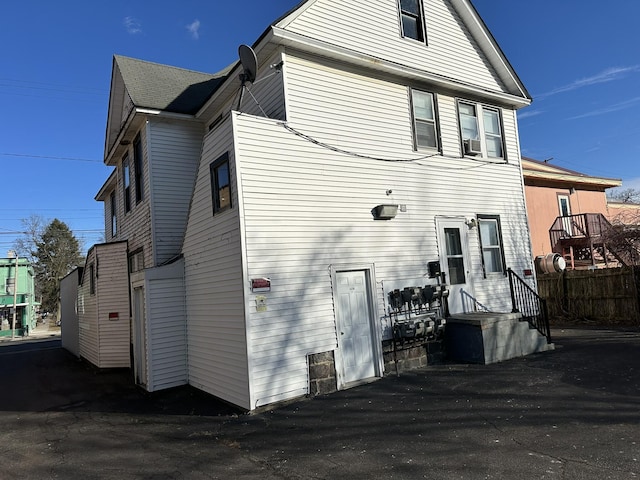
0,153,102,163
0,78,105,94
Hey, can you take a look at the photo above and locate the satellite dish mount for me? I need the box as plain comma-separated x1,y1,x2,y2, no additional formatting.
237,44,258,111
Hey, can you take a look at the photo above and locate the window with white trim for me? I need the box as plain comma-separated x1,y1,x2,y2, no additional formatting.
458,101,505,159
410,89,438,150
133,135,143,204
110,191,117,238
398,0,426,43
123,154,131,213
478,215,506,276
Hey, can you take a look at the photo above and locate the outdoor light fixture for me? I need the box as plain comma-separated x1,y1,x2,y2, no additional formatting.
372,204,398,220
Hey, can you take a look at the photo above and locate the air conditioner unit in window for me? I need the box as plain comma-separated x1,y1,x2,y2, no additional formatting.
463,138,482,156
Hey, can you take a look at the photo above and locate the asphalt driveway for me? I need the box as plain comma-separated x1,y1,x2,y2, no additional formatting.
1,327,639,479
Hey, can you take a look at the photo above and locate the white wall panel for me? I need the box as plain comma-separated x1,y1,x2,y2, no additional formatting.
182,117,251,410
280,0,504,92
145,260,188,391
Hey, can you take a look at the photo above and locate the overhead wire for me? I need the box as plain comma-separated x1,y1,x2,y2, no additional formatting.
279,123,515,170
0,153,102,163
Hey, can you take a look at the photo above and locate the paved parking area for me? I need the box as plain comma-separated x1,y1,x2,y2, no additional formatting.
1,327,639,479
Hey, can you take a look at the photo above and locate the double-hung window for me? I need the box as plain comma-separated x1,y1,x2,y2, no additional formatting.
458,101,505,159
411,89,438,150
123,155,131,213
210,153,232,215
133,135,143,204
398,0,426,43
483,109,503,158
478,215,506,276
110,191,117,238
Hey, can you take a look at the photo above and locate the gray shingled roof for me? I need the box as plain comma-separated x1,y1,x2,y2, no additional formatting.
114,55,234,115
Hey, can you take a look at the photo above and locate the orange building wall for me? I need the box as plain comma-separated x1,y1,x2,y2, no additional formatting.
524,185,609,258
607,203,640,225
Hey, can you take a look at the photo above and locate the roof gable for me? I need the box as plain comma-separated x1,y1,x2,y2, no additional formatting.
104,56,233,160
271,0,529,104
114,55,231,114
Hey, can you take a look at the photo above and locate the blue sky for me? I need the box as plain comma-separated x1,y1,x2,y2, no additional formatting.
1,0,639,254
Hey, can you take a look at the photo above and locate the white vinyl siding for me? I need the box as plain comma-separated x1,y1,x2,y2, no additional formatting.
279,0,504,92
60,269,81,357
95,243,130,368
78,250,99,367
231,54,532,403
182,117,251,410
147,119,203,265
78,243,130,369
145,260,188,392
237,51,287,121
111,125,153,268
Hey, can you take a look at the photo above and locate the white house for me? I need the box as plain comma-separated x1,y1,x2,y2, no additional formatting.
85,0,547,411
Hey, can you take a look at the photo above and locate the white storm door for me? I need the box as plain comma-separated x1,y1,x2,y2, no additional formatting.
132,286,147,387
336,271,376,385
558,195,572,236
437,219,472,314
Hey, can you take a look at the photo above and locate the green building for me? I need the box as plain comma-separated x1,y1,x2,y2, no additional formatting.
0,256,36,336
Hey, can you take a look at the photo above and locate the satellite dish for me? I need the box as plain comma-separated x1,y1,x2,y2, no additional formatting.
238,44,257,84
236,44,258,111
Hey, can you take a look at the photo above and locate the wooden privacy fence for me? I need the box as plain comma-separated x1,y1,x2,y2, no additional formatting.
536,266,640,327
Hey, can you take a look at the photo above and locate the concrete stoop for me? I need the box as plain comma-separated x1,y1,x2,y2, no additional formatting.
445,312,554,365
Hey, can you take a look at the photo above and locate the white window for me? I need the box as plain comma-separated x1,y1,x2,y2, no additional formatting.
458,101,505,158
411,89,438,150
123,155,131,213
398,0,426,43
478,215,505,276
110,191,117,238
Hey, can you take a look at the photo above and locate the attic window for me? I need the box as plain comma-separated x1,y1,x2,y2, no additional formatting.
398,0,426,43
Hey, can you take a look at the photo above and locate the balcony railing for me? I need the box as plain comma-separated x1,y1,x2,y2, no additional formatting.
549,213,636,266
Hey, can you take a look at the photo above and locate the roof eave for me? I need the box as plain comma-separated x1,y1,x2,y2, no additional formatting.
271,27,531,108
523,170,622,189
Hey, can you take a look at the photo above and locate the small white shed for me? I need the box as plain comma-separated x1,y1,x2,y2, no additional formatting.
60,267,83,357
77,241,130,368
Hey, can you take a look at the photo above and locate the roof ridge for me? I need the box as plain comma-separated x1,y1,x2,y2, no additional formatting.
114,54,232,79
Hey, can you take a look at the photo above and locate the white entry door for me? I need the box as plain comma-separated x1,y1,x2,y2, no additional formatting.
335,270,376,386
132,286,147,387
437,218,473,314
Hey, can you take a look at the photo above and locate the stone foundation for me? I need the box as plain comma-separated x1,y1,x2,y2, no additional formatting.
308,351,337,396
382,340,445,374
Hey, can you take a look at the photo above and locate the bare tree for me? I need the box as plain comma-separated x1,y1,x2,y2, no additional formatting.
608,188,640,204
13,214,48,262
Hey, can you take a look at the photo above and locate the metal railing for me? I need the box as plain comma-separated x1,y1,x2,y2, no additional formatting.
549,213,608,249
507,268,551,344
549,213,636,266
